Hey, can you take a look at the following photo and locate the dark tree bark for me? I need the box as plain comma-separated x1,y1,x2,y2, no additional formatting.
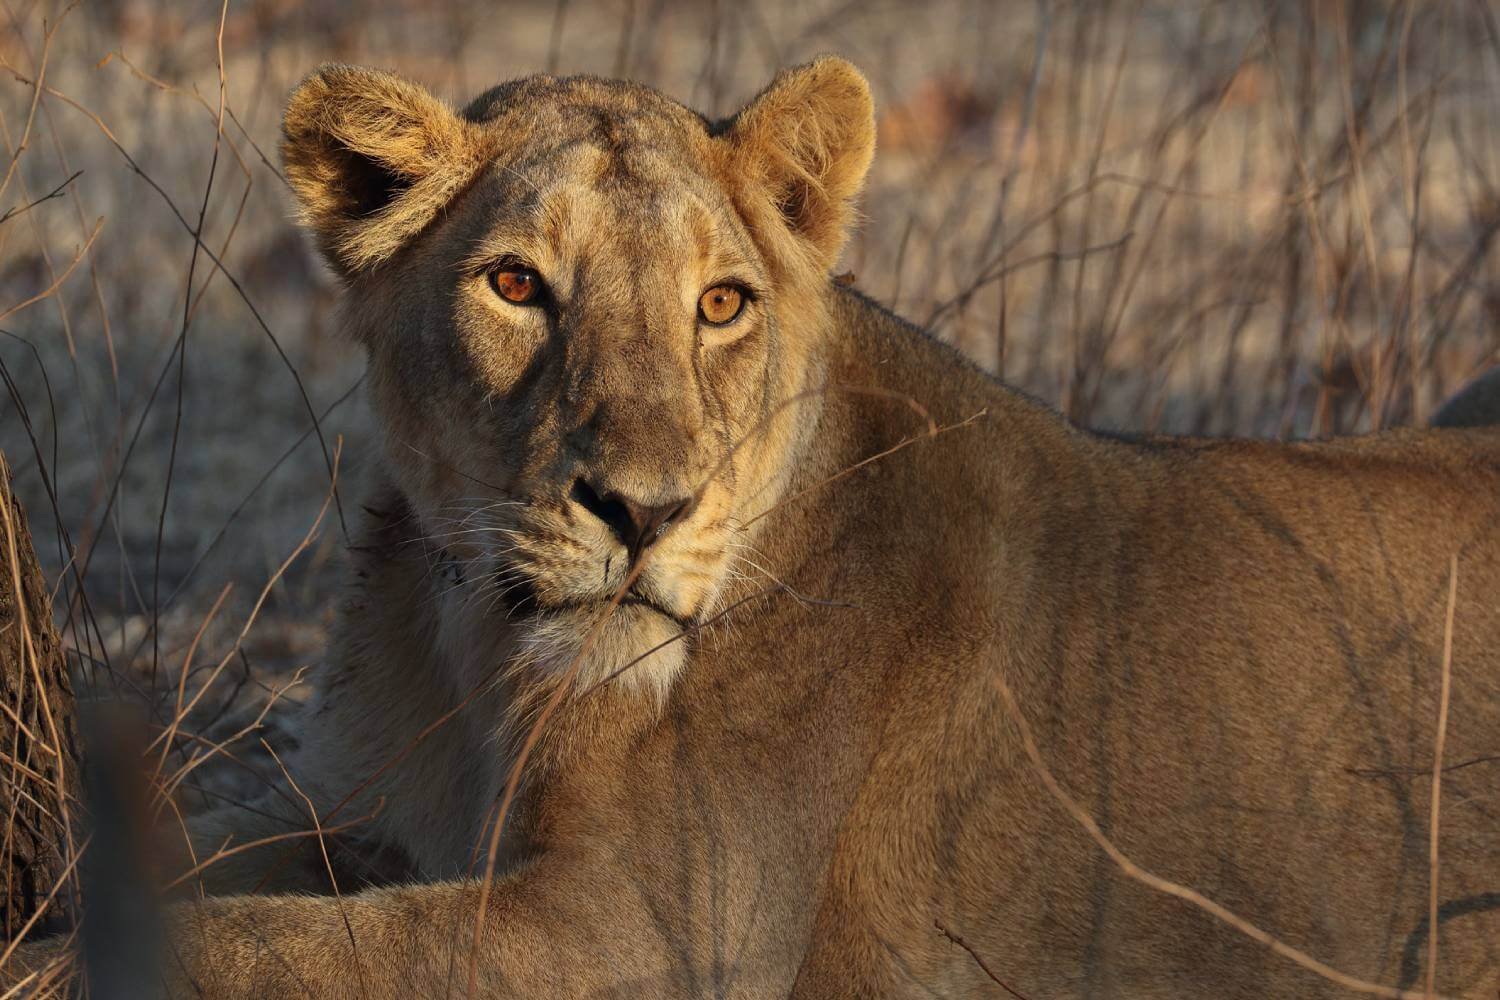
0,450,81,940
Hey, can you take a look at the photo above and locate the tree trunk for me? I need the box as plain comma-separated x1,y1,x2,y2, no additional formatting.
0,450,81,940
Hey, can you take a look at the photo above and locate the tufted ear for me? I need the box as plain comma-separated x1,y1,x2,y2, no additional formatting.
721,57,875,273
282,65,493,278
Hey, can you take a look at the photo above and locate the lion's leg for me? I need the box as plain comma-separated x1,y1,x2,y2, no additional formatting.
4,882,493,998
4,840,816,998
96,868,682,998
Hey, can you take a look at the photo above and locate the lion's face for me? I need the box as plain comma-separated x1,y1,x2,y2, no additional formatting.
282,62,873,696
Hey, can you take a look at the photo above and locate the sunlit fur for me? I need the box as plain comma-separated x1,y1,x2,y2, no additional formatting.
165,58,876,888
297,65,870,706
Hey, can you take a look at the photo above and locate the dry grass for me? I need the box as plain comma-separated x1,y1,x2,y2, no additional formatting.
1,0,1498,994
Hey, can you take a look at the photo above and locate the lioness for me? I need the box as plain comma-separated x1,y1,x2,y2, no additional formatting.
14,58,1500,998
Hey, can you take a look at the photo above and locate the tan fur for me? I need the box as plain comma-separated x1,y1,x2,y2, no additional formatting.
12,60,1500,998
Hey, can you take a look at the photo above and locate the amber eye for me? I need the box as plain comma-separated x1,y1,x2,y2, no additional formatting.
490,267,543,305
698,284,746,326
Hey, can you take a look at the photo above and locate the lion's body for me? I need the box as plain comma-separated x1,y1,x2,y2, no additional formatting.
170,289,1500,998
15,61,1500,998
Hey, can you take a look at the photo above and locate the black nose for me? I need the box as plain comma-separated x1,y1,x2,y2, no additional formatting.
570,479,696,563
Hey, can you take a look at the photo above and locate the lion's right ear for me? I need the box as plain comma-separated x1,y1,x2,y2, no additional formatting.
720,57,875,275
282,65,492,278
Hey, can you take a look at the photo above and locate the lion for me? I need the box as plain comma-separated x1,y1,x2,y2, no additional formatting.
9,57,1500,998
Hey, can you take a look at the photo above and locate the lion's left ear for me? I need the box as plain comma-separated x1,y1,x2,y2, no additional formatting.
282,65,493,278
720,57,875,273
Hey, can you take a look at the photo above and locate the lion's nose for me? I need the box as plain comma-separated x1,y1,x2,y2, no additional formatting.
570,479,696,564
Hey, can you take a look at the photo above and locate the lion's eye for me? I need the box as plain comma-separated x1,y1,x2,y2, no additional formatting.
490,267,543,305
698,285,745,326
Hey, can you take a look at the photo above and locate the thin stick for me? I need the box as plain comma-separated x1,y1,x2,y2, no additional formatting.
162,810,379,892
990,668,1450,1000
935,921,1033,1000
1426,555,1457,998
263,741,369,996
741,409,987,530
0,168,80,227
466,554,650,996
0,217,103,323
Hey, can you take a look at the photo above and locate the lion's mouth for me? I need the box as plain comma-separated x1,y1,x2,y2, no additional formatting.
495,565,691,629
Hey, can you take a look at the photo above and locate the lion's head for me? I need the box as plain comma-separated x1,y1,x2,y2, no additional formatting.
281,60,875,699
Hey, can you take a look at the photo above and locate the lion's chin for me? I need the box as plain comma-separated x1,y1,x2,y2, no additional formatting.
513,601,688,703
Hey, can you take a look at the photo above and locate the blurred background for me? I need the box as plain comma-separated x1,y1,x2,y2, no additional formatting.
2,0,1499,801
